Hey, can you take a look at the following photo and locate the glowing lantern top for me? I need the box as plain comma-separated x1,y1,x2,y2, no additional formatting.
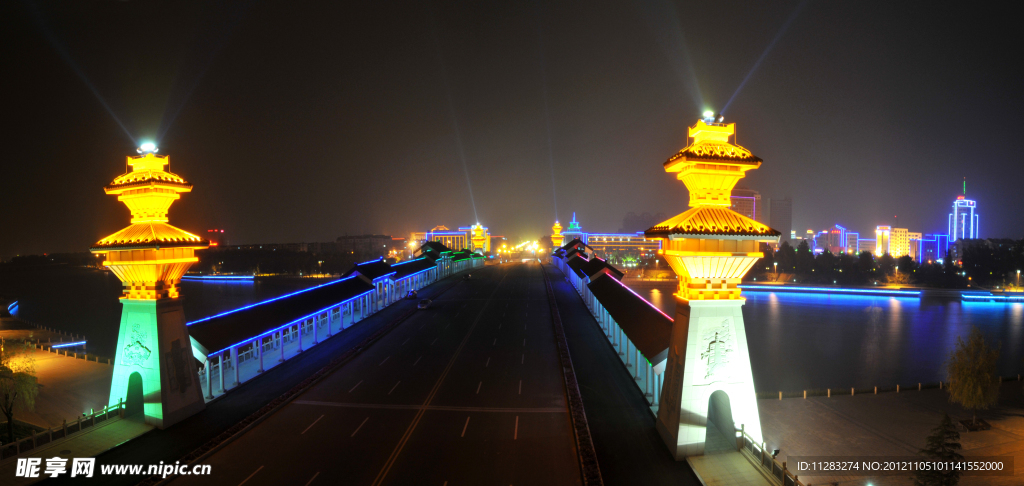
551,220,564,248
92,151,208,251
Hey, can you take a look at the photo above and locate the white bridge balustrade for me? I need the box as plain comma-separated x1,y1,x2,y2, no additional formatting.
552,239,670,417
192,249,484,401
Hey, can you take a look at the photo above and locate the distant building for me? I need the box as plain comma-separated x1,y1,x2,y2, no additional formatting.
845,232,860,254
412,226,468,251
908,232,922,261
875,226,910,257
920,234,949,263
730,188,762,223
563,213,585,243
206,229,228,248
336,235,393,257
948,194,979,242
858,238,876,255
765,197,792,243
586,232,661,260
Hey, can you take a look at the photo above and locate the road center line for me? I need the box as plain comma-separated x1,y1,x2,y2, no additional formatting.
371,268,509,486
476,381,482,394
402,338,410,345
485,357,490,367
348,380,363,393
431,338,438,346
237,465,263,486
303,471,320,486
388,381,401,395
300,414,324,435
379,356,390,366
521,354,524,364
492,338,497,346
514,416,519,440
351,416,369,437
518,380,522,395
413,356,422,367
461,416,471,437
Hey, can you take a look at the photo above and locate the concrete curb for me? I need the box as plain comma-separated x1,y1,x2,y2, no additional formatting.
543,264,603,486
139,273,469,486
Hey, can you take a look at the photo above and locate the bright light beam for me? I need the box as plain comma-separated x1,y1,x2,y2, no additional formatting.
722,0,810,114
427,5,479,223
25,2,135,143
535,1,559,221
640,0,704,111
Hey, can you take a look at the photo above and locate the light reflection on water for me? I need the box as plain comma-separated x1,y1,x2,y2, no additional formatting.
630,284,1024,392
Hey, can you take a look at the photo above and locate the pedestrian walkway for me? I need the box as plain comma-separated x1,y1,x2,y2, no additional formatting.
0,347,112,430
0,416,152,485
760,381,1024,485
687,452,774,486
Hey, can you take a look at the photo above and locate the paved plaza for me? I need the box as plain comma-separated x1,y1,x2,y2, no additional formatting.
761,381,1024,485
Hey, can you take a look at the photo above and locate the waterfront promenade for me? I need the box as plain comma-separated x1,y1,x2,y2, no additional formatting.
761,380,1024,485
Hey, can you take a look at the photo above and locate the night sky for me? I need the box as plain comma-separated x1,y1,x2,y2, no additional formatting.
3,1,1023,258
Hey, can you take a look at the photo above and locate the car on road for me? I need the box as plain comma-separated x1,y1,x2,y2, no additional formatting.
417,299,432,309
406,290,418,300
463,274,472,280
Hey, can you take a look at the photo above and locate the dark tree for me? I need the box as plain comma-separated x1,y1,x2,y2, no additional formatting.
777,241,796,273
795,240,815,276
913,413,963,486
877,253,896,277
947,327,1000,425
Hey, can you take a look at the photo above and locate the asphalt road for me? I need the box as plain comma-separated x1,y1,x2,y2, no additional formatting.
175,262,582,486
543,263,701,486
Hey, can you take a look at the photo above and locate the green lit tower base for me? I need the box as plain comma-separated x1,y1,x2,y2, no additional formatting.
91,148,209,428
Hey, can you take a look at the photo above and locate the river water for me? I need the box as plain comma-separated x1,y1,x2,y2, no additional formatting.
637,284,1024,392
0,266,323,358
4,267,1022,393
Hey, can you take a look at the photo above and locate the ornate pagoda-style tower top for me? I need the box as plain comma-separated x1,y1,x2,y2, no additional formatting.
551,220,564,248
646,116,780,301
90,149,208,300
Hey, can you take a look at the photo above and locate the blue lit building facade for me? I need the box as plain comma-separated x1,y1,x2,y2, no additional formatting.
948,195,979,242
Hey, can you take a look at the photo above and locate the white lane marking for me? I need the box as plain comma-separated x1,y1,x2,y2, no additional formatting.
301,414,324,434
461,416,471,437
492,338,497,346
498,323,502,329
485,357,490,367
476,381,482,394
413,356,422,367
431,338,438,346
518,380,522,395
402,338,410,345
351,416,369,437
523,338,526,347
388,381,401,395
521,354,524,364
443,322,450,330
238,465,263,486
514,416,519,440
379,356,390,366
303,471,320,486
524,324,527,330
349,380,363,393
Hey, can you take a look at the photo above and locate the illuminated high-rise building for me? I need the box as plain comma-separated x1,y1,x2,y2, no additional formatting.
875,226,909,257
90,148,209,428
948,195,979,242
845,232,860,254
645,115,779,458
730,188,762,222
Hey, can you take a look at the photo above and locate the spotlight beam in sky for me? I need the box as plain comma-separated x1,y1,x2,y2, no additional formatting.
722,0,810,114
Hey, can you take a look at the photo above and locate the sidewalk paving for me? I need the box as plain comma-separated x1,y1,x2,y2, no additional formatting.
0,417,153,485
688,452,774,486
760,381,1024,485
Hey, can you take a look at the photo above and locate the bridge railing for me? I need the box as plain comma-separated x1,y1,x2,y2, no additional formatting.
0,401,123,463
737,424,807,486
195,257,482,402
552,258,663,417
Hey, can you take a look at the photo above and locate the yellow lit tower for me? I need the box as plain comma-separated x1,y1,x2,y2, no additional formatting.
551,220,564,248
470,223,490,253
645,113,780,459
90,144,208,429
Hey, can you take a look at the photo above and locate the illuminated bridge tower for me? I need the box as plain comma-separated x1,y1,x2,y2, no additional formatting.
551,220,564,248
90,147,209,429
645,115,780,459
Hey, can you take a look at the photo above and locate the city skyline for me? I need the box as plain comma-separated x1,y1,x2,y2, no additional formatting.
3,1,1023,259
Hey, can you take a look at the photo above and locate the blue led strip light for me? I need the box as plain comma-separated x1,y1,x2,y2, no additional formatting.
187,276,356,326
205,289,375,357
52,341,87,348
738,285,921,297
962,294,1024,302
182,275,254,280
6,301,17,313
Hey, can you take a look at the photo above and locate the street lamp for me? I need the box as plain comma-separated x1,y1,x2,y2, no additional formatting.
773,261,778,279
1017,269,1020,289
